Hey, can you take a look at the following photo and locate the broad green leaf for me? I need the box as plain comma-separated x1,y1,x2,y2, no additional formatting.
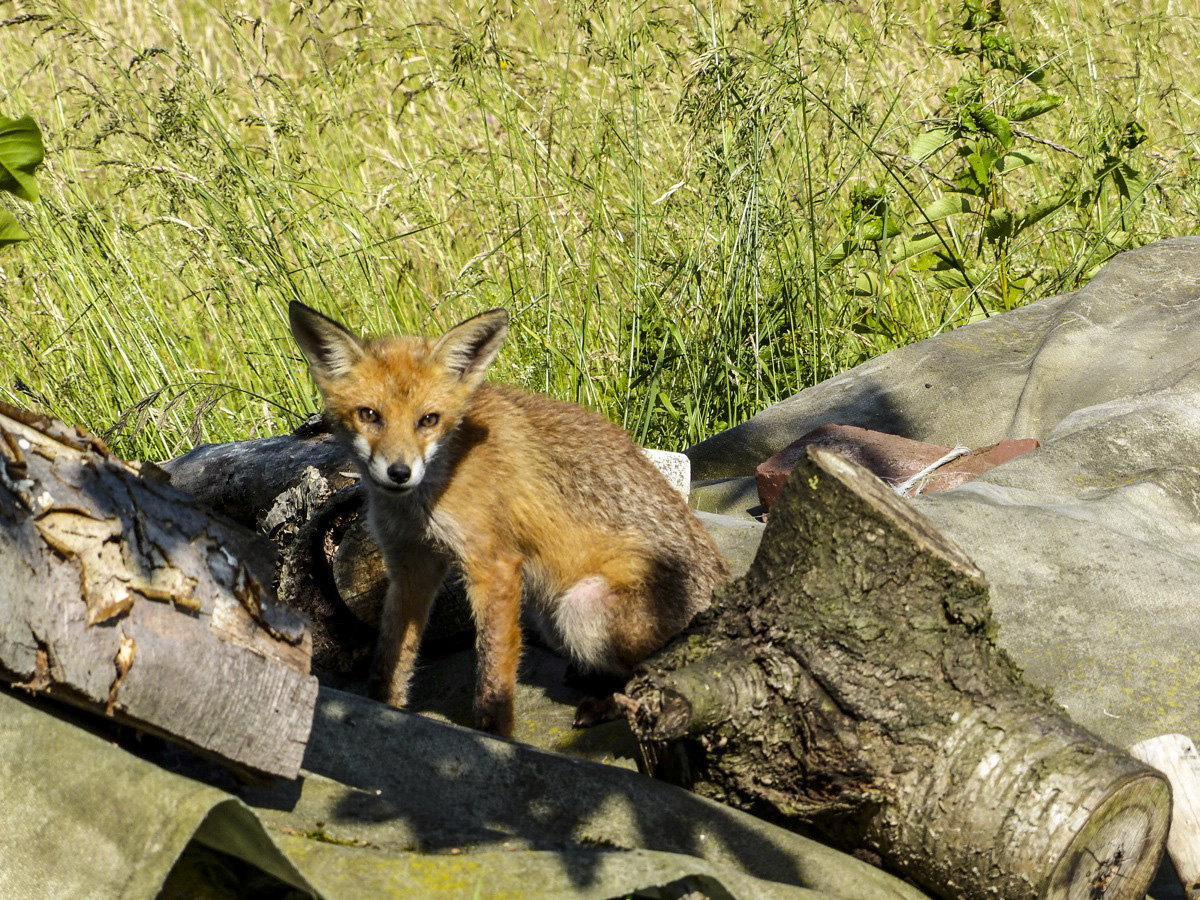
908,127,954,162
0,207,30,246
922,256,979,290
819,240,852,271
968,108,1012,148
1121,121,1147,150
928,265,973,290
1007,95,1064,122
917,194,974,223
997,150,1041,175
944,71,983,106
910,251,945,273
984,208,1015,244
967,149,995,191
857,216,902,241
0,115,45,202
980,33,1016,54
891,231,944,263
954,165,987,197
980,33,1023,74
851,271,882,296
1016,190,1073,231
851,312,898,339
1113,162,1146,201
962,0,1005,31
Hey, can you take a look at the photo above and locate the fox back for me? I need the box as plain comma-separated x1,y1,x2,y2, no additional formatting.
289,301,729,736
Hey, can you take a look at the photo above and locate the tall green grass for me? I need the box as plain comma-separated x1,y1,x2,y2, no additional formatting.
0,0,1197,461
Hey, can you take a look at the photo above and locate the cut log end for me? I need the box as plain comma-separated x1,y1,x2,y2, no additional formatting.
627,445,1171,900
805,446,984,578
1043,772,1170,899
626,684,693,743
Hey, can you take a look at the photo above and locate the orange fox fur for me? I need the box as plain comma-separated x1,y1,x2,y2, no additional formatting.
289,301,728,737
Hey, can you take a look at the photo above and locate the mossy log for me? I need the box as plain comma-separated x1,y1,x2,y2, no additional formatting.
624,446,1169,900
0,404,317,777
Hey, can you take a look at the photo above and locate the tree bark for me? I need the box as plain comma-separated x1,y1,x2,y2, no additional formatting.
0,403,317,778
624,446,1170,900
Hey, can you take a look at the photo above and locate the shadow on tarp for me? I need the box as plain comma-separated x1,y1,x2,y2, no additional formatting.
284,687,924,898
0,687,317,899
687,379,926,484
307,688,806,885
0,667,924,898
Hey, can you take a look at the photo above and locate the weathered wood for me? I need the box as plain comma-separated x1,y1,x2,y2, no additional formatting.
166,432,386,674
624,446,1170,900
159,418,358,526
1130,734,1200,898
0,404,317,778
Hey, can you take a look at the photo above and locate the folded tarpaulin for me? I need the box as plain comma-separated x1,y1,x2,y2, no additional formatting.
0,683,929,899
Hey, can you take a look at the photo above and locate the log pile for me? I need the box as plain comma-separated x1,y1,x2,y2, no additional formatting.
166,429,1177,898
0,404,317,777
4,406,1178,895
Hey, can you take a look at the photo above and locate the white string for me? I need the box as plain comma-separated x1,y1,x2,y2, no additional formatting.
892,446,971,497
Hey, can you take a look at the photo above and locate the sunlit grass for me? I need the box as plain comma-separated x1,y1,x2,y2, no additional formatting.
0,0,1196,460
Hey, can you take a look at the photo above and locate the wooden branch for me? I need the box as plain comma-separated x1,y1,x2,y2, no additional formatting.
159,418,357,525
625,446,1170,899
0,404,317,778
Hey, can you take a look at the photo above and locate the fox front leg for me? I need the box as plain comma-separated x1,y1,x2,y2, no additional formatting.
464,553,524,737
373,548,450,708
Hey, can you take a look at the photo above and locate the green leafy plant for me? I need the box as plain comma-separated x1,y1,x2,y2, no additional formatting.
831,0,1146,317
0,114,44,247
1080,119,1149,227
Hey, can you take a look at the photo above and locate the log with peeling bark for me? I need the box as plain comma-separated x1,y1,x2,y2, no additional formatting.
622,446,1170,900
0,403,318,778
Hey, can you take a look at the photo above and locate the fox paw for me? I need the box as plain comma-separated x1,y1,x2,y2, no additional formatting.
475,703,514,739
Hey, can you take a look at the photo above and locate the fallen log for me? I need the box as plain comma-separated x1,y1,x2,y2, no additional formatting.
0,403,317,778
624,446,1170,900
164,431,394,674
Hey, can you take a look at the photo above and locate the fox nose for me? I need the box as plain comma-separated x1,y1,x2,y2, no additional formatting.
387,462,412,485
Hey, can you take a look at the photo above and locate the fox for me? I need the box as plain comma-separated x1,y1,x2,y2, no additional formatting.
288,301,729,737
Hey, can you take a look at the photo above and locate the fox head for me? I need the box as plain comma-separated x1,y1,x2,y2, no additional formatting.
289,301,509,494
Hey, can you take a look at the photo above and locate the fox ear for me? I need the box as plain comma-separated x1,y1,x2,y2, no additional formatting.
289,301,365,381
432,309,509,385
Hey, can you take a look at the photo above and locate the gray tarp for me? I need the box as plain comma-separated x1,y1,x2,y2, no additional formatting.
689,237,1200,752
0,670,927,898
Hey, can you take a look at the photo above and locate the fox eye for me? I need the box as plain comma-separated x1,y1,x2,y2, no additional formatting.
418,412,440,429
357,407,381,425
